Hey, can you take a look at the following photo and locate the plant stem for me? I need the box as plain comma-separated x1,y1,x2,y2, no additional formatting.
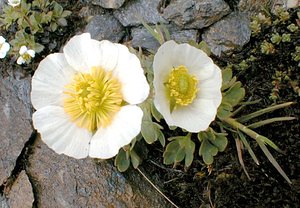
247,117,295,129
237,102,294,123
224,117,282,152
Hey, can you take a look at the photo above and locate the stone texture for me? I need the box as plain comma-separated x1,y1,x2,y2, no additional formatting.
27,137,171,208
0,73,33,185
92,0,126,9
7,171,34,208
0,195,9,208
84,14,125,42
113,0,167,27
131,24,198,51
163,0,231,29
202,12,251,56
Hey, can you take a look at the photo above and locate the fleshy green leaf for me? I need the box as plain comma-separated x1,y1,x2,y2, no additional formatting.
217,101,233,119
114,148,130,172
198,130,228,165
163,135,195,167
130,150,142,169
141,121,164,144
223,81,245,107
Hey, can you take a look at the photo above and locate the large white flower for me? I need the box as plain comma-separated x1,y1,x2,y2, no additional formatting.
31,33,149,159
153,40,222,133
0,36,10,59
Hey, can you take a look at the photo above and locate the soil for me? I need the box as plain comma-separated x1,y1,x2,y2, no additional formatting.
1,1,299,208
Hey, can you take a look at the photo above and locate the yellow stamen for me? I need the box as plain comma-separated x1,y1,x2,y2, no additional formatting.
165,65,198,112
63,67,123,132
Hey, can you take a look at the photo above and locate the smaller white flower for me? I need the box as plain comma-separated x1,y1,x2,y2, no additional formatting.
0,36,10,59
17,46,35,65
8,0,21,7
153,41,222,133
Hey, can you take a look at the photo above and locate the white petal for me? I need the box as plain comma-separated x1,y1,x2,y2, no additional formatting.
33,106,92,159
153,40,177,84
1,42,10,53
158,98,218,133
31,53,76,110
0,52,6,59
63,33,103,72
112,44,149,104
153,41,216,83
89,105,143,159
197,65,222,106
0,36,5,44
27,49,35,58
17,57,24,65
19,46,27,55
97,40,120,71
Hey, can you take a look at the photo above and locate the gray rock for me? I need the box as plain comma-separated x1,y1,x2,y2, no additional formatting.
27,137,171,208
84,14,125,42
113,0,167,27
131,25,198,51
92,0,126,9
0,73,32,185
202,12,251,57
0,195,9,208
7,171,34,208
163,0,231,29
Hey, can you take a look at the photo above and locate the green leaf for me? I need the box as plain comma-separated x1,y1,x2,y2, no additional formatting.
114,148,130,172
184,138,195,167
150,101,163,122
223,81,245,107
237,130,259,165
130,150,142,169
198,41,211,56
198,130,228,165
256,139,292,184
222,67,233,86
217,101,233,119
208,132,228,152
163,139,180,165
163,135,195,167
141,121,163,144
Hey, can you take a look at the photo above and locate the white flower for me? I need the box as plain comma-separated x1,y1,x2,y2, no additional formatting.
17,46,35,65
8,0,21,7
153,40,222,133
31,33,149,159
0,36,10,59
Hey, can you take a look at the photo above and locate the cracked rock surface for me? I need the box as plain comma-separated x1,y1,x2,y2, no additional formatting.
0,72,32,185
202,12,251,56
163,0,231,29
113,0,167,26
26,137,170,208
7,171,34,208
84,13,125,42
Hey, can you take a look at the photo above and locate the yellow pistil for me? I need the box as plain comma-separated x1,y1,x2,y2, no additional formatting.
63,67,123,132
165,65,198,112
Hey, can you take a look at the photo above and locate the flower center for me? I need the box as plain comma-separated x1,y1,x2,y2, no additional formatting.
165,65,198,112
63,67,123,132
22,53,32,62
